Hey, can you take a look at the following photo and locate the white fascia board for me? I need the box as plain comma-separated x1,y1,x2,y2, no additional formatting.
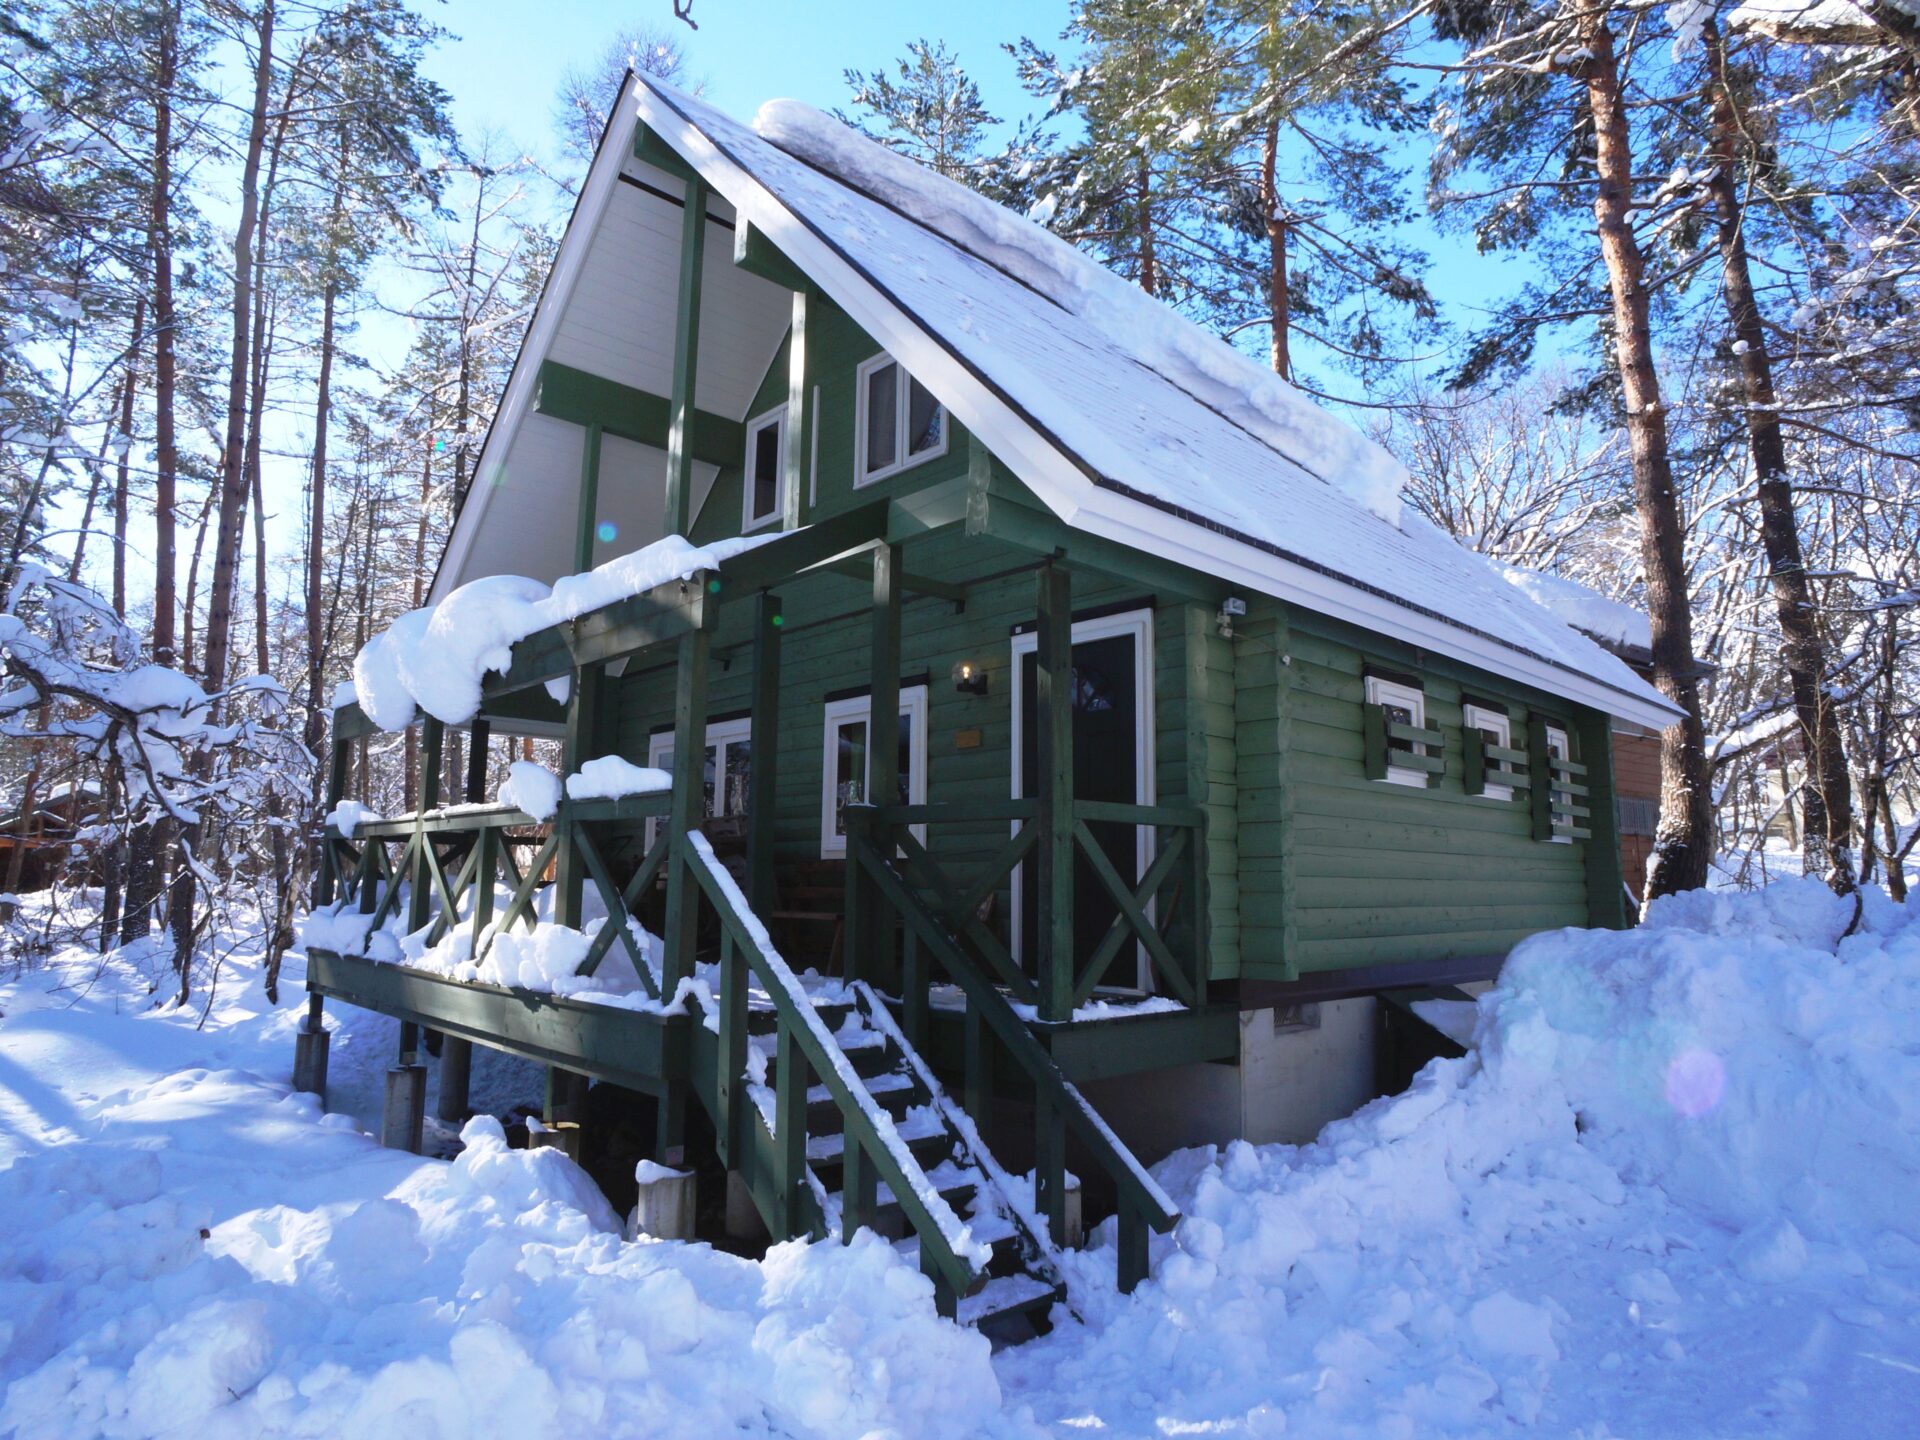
634,82,1683,733
431,75,644,606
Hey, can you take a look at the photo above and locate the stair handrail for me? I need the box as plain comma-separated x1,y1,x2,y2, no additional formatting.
849,820,1180,1291
684,833,990,1298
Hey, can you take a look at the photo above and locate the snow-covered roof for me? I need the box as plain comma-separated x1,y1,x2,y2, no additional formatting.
1492,562,1652,658
642,84,1678,726
1728,0,1882,43
443,72,1680,728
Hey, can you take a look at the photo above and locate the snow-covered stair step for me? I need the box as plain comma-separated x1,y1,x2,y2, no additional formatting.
806,1069,913,1105
806,1069,917,1128
956,1273,1060,1328
805,1109,947,1165
874,1159,978,1212
891,1209,1019,1263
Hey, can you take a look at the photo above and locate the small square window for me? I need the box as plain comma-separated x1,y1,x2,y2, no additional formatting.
855,353,947,484
1365,676,1430,788
1464,703,1514,802
742,407,786,531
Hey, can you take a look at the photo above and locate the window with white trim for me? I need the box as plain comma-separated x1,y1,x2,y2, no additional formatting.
647,716,752,846
1365,675,1430,788
855,353,946,485
742,406,786,531
1543,723,1573,843
1463,702,1514,802
820,684,928,856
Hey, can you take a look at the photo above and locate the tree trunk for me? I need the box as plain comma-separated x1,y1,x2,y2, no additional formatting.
199,0,276,704
151,0,180,667
1703,23,1855,894
1260,118,1291,380
181,486,214,675
112,296,143,619
1136,151,1157,297
404,446,430,812
120,821,156,946
1583,19,1714,898
98,760,123,952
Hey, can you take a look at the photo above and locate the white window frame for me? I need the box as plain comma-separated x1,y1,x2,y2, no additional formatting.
819,683,929,858
1009,607,1157,991
1544,723,1573,843
1365,675,1431,789
647,716,752,846
741,405,787,533
1463,703,1514,803
853,352,947,487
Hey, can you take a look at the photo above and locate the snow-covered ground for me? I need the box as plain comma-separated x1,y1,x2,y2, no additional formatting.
3,880,1918,1437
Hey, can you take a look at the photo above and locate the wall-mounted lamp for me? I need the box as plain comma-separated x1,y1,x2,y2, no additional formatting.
1217,596,1247,639
952,660,989,696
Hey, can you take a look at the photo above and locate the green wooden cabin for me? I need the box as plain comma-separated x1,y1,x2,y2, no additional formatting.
302,76,1681,1328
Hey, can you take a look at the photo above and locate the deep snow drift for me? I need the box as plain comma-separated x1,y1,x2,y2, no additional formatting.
4,879,1919,1437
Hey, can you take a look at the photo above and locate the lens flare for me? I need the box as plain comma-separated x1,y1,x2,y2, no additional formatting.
595,520,617,544
1664,1048,1725,1118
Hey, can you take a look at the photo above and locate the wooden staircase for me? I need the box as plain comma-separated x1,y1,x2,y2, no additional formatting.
684,835,1066,1331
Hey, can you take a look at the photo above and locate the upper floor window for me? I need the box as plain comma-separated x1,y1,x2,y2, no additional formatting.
856,353,946,485
742,406,787,531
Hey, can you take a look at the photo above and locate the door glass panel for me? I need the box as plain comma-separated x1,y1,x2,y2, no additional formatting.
833,718,868,839
724,738,752,816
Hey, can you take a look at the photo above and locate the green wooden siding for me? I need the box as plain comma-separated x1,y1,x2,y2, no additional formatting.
621,259,1614,990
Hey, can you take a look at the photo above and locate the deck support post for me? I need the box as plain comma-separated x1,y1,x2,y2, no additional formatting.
556,663,603,931
858,543,902,989
464,718,491,804
435,1036,472,1122
664,176,708,538
292,991,329,1098
1034,1090,1068,1247
746,592,783,913
1034,559,1075,1023
655,1084,687,1169
662,591,715,994
316,738,350,906
538,1066,586,1161
409,719,444,938
962,1002,991,1125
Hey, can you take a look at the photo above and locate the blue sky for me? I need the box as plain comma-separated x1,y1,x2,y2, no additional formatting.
423,0,1061,159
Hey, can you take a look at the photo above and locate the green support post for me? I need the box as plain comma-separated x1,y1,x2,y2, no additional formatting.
464,718,491,804
664,177,707,538
662,591,715,991
775,1023,808,1236
409,719,444,934
316,738,350,907
1035,1090,1068,1246
555,664,603,931
864,544,902,988
746,592,782,913
783,288,811,531
574,422,603,573
1034,561,1075,1023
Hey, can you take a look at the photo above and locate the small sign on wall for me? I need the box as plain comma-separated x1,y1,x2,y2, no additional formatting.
954,728,983,750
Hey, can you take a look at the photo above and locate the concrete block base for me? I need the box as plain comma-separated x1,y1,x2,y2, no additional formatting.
530,1120,582,1162
725,1170,768,1243
1063,1178,1084,1249
629,1162,697,1241
381,1064,426,1153
292,1024,330,1097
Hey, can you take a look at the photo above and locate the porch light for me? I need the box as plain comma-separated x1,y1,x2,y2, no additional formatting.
952,660,988,696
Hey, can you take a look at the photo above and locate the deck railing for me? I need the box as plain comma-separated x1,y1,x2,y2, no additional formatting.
320,793,672,994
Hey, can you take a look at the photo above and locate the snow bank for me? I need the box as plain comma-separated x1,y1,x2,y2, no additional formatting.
753,99,1410,528
351,532,770,730
567,755,672,802
1494,559,1651,653
1000,878,1920,1433
324,799,383,837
